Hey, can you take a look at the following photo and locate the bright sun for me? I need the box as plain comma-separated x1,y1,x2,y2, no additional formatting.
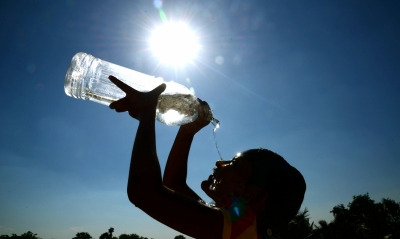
150,22,200,66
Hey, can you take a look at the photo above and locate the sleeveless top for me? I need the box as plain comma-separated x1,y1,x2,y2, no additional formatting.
219,197,274,239
219,197,258,239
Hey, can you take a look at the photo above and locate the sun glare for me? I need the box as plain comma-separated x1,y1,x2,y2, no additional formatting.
161,109,185,125
150,22,200,66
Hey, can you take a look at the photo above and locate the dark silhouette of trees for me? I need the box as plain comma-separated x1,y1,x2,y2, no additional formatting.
0,232,41,239
72,232,92,239
321,193,400,239
278,208,314,239
287,193,400,239
174,235,186,239
118,233,151,239
69,230,152,239
309,220,334,239
99,228,117,239
1,195,399,239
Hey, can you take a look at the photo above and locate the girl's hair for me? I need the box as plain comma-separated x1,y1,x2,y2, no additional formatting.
240,148,306,235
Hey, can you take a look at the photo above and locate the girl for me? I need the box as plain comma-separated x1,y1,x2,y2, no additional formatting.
108,75,306,239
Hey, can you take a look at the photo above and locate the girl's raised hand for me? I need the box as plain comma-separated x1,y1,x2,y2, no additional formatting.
180,99,211,134
108,75,166,120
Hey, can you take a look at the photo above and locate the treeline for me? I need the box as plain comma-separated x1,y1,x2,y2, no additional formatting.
1,193,399,239
71,228,185,239
279,193,400,239
72,228,154,239
0,228,186,239
0,232,42,239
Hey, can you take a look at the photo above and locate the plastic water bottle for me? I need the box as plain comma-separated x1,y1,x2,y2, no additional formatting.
64,52,214,126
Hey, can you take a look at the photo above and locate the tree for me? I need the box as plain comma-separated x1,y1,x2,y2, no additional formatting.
308,220,334,239
18,232,41,239
99,228,115,239
379,198,400,235
118,233,149,239
278,208,314,239
174,235,186,239
0,232,41,239
329,193,400,239
312,193,400,239
72,232,92,239
277,193,400,239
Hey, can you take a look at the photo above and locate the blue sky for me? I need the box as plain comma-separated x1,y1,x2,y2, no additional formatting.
1,0,400,239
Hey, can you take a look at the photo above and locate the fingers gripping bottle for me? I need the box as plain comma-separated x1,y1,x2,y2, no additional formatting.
64,52,216,126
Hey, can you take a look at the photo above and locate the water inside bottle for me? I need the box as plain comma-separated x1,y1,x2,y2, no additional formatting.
157,94,199,126
85,88,119,105
211,117,223,160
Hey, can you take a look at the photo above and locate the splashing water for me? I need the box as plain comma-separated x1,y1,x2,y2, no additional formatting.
211,117,223,160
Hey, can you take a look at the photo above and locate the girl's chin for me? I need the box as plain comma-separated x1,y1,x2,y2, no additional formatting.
201,180,214,196
201,180,211,192
201,181,220,204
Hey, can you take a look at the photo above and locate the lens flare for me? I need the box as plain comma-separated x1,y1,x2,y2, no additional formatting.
215,56,224,65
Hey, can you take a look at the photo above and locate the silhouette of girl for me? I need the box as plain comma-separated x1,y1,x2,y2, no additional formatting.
108,75,306,239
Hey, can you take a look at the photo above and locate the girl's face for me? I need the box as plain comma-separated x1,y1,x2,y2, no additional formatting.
201,156,253,207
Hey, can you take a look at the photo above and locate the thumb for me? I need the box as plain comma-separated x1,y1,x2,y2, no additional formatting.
150,83,166,97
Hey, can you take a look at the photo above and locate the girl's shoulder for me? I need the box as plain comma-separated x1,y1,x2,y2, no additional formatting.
218,197,259,239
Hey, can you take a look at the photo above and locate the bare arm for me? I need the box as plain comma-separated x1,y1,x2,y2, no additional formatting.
163,127,200,200
163,100,210,201
108,76,221,239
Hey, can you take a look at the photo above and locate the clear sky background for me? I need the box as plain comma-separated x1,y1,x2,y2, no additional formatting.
1,0,400,239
